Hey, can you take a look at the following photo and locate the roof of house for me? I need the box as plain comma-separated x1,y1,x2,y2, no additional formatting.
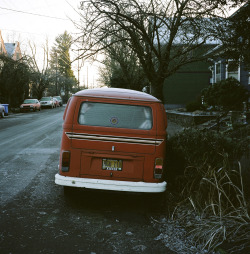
0,30,21,60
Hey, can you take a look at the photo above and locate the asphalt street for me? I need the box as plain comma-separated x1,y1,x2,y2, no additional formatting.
0,106,177,254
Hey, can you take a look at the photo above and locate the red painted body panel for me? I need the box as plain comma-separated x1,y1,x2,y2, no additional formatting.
58,88,167,189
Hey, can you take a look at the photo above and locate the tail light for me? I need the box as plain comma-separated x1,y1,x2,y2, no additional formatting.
61,151,70,172
154,158,163,179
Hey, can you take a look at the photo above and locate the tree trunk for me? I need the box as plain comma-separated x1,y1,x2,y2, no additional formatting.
150,78,165,103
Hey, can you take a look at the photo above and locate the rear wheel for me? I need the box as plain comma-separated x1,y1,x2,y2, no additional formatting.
1,111,4,118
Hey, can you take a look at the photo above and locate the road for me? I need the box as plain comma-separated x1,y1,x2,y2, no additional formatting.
0,107,176,254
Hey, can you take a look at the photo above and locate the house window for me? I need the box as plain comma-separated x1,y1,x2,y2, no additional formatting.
227,60,239,80
215,62,221,83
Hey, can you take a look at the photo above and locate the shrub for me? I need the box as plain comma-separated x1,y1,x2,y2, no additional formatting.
202,77,248,111
186,99,202,112
164,127,250,253
166,128,248,193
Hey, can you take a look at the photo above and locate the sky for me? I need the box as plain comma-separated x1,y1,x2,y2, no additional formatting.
0,0,243,89
0,0,101,88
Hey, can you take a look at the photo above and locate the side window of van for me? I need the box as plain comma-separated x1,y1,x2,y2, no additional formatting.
78,102,153,130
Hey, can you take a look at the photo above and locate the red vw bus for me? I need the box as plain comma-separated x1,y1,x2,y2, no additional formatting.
55,88,167,193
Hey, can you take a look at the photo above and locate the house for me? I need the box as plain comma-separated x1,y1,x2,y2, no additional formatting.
4,42,22,60
0,30,22,60
207,3,250,94
163,3,250,109
207,46,250,92
163,44,216,109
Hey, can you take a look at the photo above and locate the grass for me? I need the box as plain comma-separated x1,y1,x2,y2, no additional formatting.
159,127,250,253
162,159,250,253
189,161,249,252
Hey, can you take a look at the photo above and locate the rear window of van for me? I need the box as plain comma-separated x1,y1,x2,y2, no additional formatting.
78,102,153,130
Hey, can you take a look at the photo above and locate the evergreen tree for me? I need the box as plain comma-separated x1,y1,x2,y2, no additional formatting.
0,55,30,107
51,31,77,99
222,3,250,68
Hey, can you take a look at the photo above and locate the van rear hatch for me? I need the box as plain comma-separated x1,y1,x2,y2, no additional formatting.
79,151,145,180
69,100,159,180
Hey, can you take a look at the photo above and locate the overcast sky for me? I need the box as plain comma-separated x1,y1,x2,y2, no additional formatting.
0,0,242,88
0,0,100,88
0,0,80,45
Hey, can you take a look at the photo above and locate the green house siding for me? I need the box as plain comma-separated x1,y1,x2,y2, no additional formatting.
163,70,211,104
163,45,215,106
164,60,212,105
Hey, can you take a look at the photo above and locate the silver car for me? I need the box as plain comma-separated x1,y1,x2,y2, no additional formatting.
40,97,55,109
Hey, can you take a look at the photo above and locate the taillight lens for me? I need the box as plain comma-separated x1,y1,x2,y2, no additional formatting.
154,158,163,179
61,151,70,172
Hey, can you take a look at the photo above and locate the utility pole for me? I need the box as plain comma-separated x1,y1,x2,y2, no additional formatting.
55,52,58,95
77,50,80,89
87,65,88,88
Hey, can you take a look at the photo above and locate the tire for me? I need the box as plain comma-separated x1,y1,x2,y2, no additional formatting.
0,111,4,118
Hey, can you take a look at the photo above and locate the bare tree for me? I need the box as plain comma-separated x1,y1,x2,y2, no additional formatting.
28,39,50,99
99,32,148,90
74,0,245,101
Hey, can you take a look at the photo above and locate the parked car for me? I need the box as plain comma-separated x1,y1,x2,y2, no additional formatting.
55,88,168,194
0,104,5,118
53,96,63,106
53,98,59,107
40,97,55,108
20,99,41,112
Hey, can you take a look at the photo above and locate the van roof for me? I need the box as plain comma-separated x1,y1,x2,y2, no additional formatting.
74,88,160,102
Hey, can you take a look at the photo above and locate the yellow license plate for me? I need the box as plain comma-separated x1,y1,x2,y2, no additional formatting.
102,159,122,171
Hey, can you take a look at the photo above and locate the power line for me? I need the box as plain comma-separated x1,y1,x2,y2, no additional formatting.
0,6,69,21
1,28,59,37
